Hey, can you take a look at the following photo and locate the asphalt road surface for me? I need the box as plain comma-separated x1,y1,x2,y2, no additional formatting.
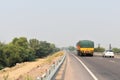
63,51,120,80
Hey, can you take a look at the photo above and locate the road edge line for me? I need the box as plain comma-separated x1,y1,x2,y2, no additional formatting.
71,54,98,80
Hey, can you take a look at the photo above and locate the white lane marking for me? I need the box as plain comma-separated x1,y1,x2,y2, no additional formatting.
71,54,98,80
109,60,115,63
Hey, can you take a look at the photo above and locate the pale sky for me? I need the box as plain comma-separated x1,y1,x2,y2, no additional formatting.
0,0,120,48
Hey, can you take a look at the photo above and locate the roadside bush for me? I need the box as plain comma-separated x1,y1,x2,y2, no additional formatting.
0,37,59,69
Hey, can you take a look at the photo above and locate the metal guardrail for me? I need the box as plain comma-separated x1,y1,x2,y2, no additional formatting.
36,53,66,80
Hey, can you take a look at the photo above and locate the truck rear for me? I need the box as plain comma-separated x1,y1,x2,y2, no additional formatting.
76,40,94,56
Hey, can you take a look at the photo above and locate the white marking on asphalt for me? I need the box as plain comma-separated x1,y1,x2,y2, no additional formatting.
71,54,98,80
109,60,115,63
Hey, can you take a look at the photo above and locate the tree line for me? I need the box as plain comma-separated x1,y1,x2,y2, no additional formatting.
0,37,60,69
95,47,120,53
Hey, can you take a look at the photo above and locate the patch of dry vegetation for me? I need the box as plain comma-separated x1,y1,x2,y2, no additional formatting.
0,51,64,80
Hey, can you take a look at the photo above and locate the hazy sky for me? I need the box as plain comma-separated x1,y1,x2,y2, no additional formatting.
0,0,120,48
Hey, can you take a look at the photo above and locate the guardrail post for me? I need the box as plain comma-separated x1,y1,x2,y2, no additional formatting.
36,53,66,80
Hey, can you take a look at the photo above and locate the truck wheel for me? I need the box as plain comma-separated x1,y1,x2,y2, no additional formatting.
77,52,80,56
91,54,93,56
81,53,84,57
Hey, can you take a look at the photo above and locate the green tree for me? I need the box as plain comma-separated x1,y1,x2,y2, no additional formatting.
0,37,59,69
112,48,120,53
0,47,8,69
94,47,105,52
0,42,5,47
35,41,59,57
13,37,36,61
1,44,22,67
37,41,51,57
12,37,29,49
29,39,40,50
68,46,76,51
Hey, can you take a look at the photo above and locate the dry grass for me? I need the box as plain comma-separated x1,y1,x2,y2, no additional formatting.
0,51,64,80
46,51,64,64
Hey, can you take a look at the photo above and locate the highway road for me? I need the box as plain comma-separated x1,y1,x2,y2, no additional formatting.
63,51,120,80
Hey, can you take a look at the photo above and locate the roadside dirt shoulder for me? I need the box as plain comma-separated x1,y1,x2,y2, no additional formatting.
0,51,64,80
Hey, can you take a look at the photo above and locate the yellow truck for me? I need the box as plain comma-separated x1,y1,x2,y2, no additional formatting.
76,40,94,56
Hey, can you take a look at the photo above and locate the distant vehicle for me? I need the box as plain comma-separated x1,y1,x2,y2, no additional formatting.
76,40,94,56
103,50,114,58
